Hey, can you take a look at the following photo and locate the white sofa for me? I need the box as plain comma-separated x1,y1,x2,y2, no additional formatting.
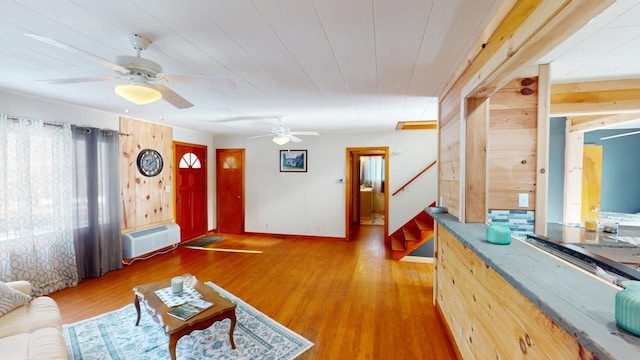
0,281,67,359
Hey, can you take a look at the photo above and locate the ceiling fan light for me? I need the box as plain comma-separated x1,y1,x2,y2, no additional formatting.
272,135,290,145
114,83,162,105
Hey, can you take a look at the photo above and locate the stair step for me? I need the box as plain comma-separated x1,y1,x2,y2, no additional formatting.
414,218,432,231
391,235,406,251
403,227,420,242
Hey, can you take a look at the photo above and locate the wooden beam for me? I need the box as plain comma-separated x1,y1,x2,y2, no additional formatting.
467,0,614,98
551,79,640,116
395,120,437,130
535,64,550,236
563,120,583,224
465,97,489,223
438,0,518,97
567,113,640,132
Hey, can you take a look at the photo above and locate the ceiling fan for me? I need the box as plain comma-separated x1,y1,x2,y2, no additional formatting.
25,33,234,109
246,118,319,145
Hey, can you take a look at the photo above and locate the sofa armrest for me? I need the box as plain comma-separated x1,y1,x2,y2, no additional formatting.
6,280,32,295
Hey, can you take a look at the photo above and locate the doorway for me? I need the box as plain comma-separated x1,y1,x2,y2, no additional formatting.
174,142,208,241
582,144,602,223
345,147,389,242
216,149,245,234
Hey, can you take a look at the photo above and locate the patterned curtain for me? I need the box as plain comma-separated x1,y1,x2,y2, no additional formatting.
0,114,78,296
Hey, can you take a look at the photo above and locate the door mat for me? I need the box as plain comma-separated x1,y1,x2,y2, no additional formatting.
181,235,225,248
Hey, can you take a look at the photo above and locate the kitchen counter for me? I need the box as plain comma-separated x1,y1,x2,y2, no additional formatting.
428,208,640,359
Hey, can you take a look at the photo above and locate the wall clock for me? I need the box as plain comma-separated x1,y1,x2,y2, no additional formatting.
137,148,163,177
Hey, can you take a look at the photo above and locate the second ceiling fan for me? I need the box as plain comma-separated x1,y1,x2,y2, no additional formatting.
246,118,319,145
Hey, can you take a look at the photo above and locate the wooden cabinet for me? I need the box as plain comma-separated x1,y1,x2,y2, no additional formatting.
360,189,372,222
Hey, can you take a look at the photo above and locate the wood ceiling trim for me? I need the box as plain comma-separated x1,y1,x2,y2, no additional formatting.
551,79,640,116
459,0,613,99
395,121,437,130
567,113,640,132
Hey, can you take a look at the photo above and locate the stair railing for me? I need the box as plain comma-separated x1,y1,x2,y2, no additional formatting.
392,160,437,196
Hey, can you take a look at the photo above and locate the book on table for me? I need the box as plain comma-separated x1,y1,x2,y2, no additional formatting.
167,299,214,321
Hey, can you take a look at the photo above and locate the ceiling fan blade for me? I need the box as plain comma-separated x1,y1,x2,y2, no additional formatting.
247,134,274,140
288,135,303,143
289,131,319,136
38,76,118,85
157,73,236,90
151,84,193,109
24,34,131,75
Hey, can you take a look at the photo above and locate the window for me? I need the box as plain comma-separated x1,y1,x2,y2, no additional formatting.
179,152,201,169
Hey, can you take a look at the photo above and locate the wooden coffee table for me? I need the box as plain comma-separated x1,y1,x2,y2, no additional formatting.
133,275,237,360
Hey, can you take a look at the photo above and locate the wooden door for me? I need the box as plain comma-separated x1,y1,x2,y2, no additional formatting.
216,149,244,234
581,144,602,223
175,143,208,241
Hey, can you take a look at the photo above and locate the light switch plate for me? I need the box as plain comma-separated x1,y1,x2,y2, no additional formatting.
518,193,529,207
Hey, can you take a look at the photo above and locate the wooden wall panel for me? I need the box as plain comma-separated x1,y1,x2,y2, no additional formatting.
120,117,174,230
487,77,538,210
436,225,593,359
465,97,488,223
438,105,461,219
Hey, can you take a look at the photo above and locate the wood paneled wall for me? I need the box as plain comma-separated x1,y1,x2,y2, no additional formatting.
438,94,461,219
436,225,594,359
487,78,538,210
120,117,174,230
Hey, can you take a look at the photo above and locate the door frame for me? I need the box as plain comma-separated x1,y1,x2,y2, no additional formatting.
345,147,389,242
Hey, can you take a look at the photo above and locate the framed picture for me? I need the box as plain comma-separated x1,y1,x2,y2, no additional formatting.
280,150,307,172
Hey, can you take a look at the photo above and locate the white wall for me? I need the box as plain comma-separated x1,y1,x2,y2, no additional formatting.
1,90,438,237
0,90,118,129
214,130,438,238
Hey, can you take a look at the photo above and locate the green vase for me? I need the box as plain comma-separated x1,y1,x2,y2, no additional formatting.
615,280,640,336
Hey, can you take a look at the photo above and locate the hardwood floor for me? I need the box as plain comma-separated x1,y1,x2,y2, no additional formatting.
49,225,456,359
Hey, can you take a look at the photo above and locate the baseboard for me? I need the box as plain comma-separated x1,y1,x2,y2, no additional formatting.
243,231,346,242
400,255,434,263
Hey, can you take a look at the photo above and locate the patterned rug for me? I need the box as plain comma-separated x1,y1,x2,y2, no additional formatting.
181,235,225,248
63,282,313,359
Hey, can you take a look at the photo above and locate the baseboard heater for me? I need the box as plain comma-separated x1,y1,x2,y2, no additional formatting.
122,222,180,258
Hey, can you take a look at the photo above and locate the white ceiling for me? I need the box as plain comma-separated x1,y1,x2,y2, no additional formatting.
0,0,639,135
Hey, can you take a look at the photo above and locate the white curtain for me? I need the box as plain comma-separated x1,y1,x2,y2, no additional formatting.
0,114,78,296
360,156,385,192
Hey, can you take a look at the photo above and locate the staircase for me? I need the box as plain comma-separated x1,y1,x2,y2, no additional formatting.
390,202,436,260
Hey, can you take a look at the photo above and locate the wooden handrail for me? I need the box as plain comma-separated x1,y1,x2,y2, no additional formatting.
392,160,437,196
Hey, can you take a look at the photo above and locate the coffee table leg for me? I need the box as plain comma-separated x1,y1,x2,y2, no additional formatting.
228,311,237,349
169,334,179,360
134,295,141,326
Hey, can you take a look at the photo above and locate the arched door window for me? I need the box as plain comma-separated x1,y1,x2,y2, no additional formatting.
179,152,202,169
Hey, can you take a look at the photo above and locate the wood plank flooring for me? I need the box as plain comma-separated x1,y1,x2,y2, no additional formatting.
49,225,456,359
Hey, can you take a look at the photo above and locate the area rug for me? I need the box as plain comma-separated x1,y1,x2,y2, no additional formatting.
63,282,313,359
181,235,225,248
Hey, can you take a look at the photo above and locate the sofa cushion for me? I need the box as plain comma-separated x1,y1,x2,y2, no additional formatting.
0,282,31,316
0,296,62,338
0,327,67,360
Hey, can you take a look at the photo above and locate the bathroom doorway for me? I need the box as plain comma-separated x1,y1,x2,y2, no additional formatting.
358,155,386,225
345,147,389,242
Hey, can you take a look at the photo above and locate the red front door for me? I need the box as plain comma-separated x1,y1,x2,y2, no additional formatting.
175,143,207,241
216,149,244,234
